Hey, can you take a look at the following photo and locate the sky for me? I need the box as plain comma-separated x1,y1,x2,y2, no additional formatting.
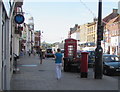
23,0,119,43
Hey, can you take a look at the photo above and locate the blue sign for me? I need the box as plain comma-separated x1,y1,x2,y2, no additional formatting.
14,14,25,24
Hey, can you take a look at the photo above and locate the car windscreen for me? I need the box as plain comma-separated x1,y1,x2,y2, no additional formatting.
88,51,95,56
103,56,120,62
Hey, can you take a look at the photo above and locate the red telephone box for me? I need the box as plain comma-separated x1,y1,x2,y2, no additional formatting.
64,38,77,58
63,38,80,72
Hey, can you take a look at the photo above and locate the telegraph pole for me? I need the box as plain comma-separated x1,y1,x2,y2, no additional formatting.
94,0,103,79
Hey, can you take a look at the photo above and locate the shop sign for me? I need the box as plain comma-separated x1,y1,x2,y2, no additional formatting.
14,14,25,24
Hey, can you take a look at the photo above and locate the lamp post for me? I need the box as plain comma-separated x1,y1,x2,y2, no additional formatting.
39,30,41,48
94,0,103,79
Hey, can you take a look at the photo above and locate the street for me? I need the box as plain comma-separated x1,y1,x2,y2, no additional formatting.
10,54,119,90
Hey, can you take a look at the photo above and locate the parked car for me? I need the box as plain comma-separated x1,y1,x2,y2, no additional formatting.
103,54,120,75
45,48,54,58
77,50,82,58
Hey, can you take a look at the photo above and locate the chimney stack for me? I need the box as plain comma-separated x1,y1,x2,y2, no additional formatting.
113,9,118,14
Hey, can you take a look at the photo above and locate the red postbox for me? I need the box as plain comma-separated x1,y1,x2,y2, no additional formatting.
63,38,80,72
80,52,89,78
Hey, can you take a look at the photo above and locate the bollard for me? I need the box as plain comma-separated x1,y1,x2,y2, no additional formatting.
80,52,88,78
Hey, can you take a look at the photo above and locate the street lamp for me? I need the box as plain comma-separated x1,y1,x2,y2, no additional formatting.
94,0,103,79
38,30,44,48
39,30,41,48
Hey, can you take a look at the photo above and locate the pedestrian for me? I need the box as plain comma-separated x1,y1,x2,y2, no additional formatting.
54,48,63,80
28,49,31,56
33,49,36,56
39,48,43,64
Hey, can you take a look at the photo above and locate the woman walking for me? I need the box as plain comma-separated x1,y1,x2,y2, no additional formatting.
54,48,63,80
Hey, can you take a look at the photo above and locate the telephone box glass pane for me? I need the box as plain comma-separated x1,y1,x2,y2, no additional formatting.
68,45,74,57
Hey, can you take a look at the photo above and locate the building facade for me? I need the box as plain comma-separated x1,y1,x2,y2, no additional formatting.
34,31,41,50
87,21,97,44
69,24,81,50
105,15,120,55
103,9,119,54
27,17,34,52
21,16,34,54
0,0,24,91
0,1,10,90
78,24,88,50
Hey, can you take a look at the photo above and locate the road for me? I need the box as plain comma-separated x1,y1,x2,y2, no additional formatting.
10,54,119,90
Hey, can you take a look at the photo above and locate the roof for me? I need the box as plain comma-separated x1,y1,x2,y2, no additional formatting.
107,15,120,24
65,38,77,40
87,22,96,27
114,15,120,23
103,9,119,24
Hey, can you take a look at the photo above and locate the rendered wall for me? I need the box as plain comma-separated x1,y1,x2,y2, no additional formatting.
0,2,2,91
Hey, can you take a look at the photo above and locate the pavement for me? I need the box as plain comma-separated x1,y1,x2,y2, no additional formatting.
10,54,120,91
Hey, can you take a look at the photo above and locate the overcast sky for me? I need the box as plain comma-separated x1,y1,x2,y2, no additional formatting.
23,0,119,43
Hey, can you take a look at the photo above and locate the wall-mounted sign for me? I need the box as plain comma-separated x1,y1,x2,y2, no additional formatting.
14,14,25,24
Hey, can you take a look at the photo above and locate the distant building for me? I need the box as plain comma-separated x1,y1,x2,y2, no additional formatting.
69,24,81,50
27,17,34,52
22,23,30,52
79,24,88,45
34,31,41,49
69,24,79,40
87,20,97,45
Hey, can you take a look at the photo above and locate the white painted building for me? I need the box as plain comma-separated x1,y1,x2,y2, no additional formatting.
0,1,11,90
71,31,81,50
26,28,32,52
22,23,31,52
22,24,34,53
0,1,24,91
110,36,119,55
26,17,34,52
70,24,81,50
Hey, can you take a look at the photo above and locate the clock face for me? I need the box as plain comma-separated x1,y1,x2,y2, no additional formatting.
14,14,25,24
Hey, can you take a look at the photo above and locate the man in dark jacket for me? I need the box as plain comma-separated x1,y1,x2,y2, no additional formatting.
39,48,43,64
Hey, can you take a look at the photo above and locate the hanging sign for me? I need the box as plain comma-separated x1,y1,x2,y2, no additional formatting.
14,14,25,24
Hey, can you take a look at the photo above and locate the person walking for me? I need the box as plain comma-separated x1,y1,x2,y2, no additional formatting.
28,49,31,56
39,48,43,64
54,48,63,80
33,49,36,56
